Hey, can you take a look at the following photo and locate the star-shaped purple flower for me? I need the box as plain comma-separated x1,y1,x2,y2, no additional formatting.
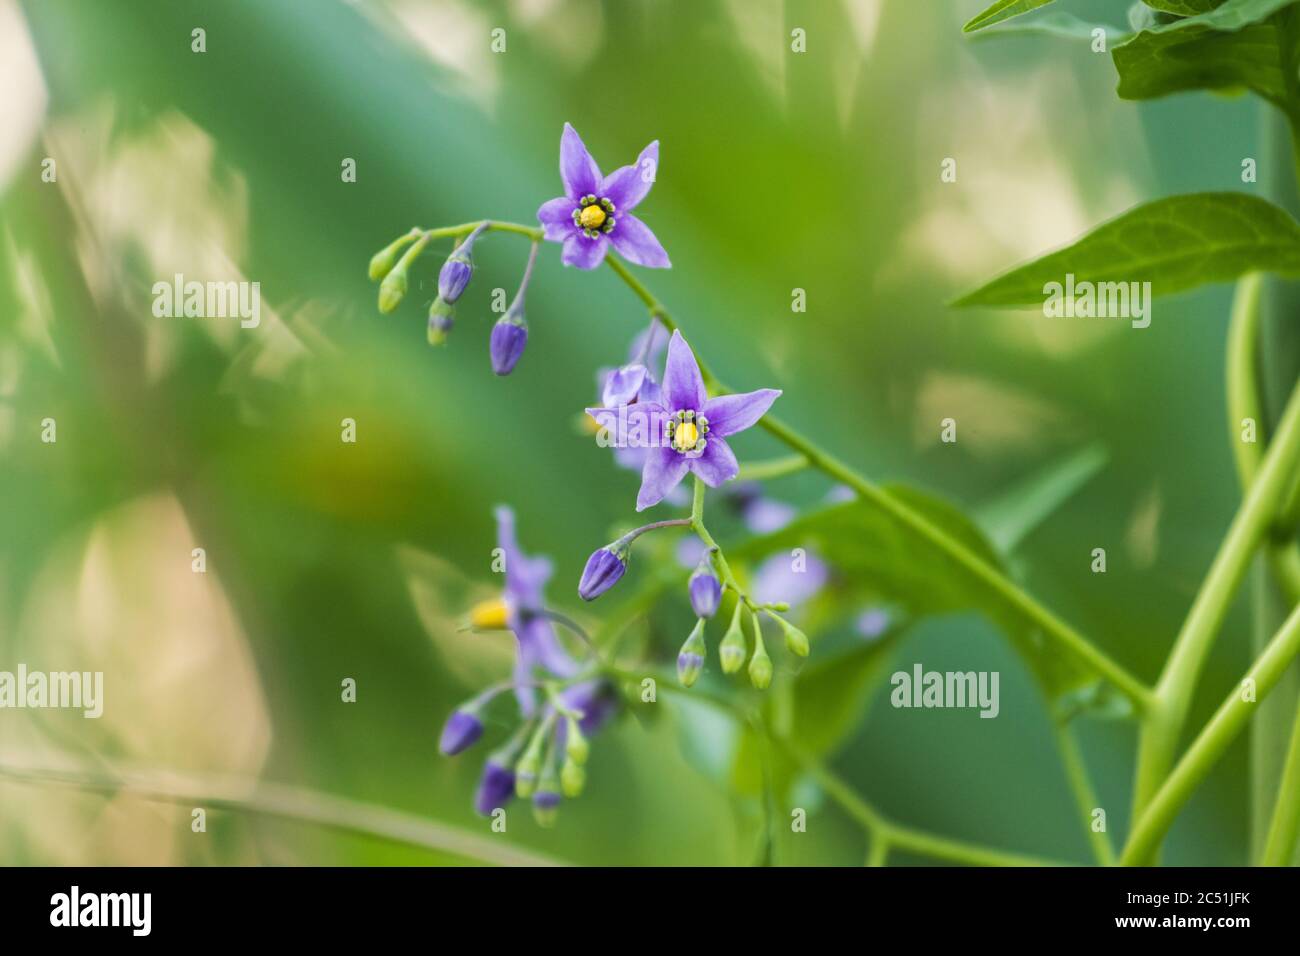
587,331,781,511
494,506,580,714
537,123,671,271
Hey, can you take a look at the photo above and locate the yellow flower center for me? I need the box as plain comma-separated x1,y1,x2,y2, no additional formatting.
579,204,607,230
674,421,699,451
470,598,509,631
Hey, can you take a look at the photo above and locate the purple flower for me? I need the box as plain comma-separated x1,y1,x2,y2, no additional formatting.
474,758,515,816
689,564,722,618
728,482,797,534
578,545,627,601
490,312,528,375
494,507,580,715
537,123,671,271
587,331,781,511
438,708,485,755
750,548,830,607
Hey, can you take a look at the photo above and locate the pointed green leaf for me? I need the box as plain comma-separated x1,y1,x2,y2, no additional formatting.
1142,0,1298,31
975,443,1109,554
954,193,1300,308
963,0,1056,33
1113,21,1290,105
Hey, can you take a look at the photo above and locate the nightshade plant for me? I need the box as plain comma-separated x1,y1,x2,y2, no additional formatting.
374,69,1300,861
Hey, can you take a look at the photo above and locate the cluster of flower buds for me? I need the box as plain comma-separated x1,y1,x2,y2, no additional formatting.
366,223,539,376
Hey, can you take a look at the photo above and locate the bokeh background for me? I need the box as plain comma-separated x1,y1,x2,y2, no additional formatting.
0,0,1283,865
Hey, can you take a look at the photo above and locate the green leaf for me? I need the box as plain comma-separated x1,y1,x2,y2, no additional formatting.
971,11,1129,41
975,443,1109,554
963,0,1056,34
954,193,1300,308
1114,21,1289,105
1143,0,1298,31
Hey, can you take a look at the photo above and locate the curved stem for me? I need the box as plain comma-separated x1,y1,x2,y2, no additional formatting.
1261,700,1300,865
1053,723,1115,866
1123,600,1300,864
737,454,810,482
603,254,1151,709
0,759,564,866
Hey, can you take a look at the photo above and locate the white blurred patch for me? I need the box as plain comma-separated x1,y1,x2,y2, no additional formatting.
0,0,48,192
1126,482,1162,571
910,371,1074,461
380,0,501,112
509,0,605,71
0,494,271,864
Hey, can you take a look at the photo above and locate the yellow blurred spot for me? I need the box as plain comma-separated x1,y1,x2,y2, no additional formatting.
470,597,509,631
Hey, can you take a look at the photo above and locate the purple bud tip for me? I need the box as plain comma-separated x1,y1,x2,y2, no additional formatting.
490,318,528,376
579,547,627,601
438,709,484,756
438,255,473,303
689,570,722,618
533,789,562,811
474,759,516,816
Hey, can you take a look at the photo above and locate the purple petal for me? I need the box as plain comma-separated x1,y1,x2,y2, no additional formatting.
495,506,550,610
599,140,659,212
538,196,577,242
602,364,649,407
586,401,664,450
700,389,781,438
438,709,484,755
661,331,705,412
560,123,602,200
518,615,579,678
637,445,691,511
562,234,609,270
475,759,516,816
688,435,739,487
609,213,671,268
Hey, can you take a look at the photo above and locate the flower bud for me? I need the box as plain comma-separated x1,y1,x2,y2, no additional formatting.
438,707,484,755
514,749,540,799
677,618,707,688
378,268,408,314
438,250,473,304
561,758,586,798
718,609,748,675
565,718,589,764
748,638,773,690
533,781,561,828
490,310,528,376
689,561,722,619
427,297,454,346
368,230,419,281
474,758,515,816
778,616,810,658
578,541,628,601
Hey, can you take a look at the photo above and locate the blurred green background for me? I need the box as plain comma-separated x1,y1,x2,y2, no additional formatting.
0,0,1274,865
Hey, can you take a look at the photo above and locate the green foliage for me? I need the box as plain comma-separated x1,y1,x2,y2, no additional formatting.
955,193,1300,307
963,0,1057,34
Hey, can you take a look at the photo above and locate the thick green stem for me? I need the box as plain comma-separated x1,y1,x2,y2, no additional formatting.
1122,601,1300,865
1132,373,1300,835
1260,700,1300,864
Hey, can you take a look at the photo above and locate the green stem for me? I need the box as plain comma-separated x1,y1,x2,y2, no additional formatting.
737,454,810,482
0,760,564,866
1122,600,1300,865
1260,700,1300,865
602,253,1150,709
1132,373,1300,829
1054,723,1115,866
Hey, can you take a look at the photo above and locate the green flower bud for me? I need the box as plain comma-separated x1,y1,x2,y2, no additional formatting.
368,229,419,281
777,616,810,658
514,749,541,799
565,718,589,765
561,758,586,798
718,605,747,674
533,767,562,828
378,268,408,314
748,637,773,690
677,618,707,688
427,296,454,346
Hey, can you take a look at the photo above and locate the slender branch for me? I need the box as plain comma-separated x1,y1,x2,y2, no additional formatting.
1121,600,1300,865
1133,368,1300,828
1260,701,1300,865
737,454,810,482
1054,723,1115,866
603,253,1152,709
0,759,565,867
